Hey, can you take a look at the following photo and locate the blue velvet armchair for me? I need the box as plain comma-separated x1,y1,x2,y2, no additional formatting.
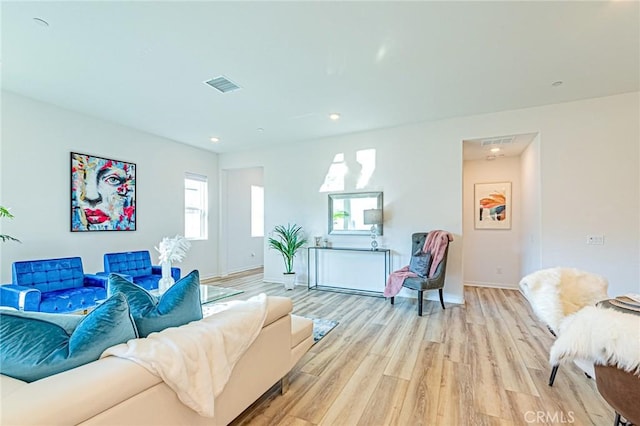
0,257,108,313
102,250,180,291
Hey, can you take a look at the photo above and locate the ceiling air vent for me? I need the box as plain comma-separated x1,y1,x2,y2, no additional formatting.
204,76,241,93
480,136,515,147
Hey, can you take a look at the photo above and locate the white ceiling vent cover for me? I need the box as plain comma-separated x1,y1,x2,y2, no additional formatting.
480,136,515,147
204,76,241,93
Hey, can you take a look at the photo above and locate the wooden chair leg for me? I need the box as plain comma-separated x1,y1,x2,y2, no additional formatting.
418,290,423,316
439,288,445,309
549,365,559,386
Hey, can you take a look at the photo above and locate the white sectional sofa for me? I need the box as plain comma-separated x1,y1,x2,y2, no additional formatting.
0,296,313,426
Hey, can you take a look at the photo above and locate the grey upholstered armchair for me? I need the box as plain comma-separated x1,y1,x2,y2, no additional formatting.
390,232,450,316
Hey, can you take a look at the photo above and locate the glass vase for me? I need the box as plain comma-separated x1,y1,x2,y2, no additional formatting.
158,260,175,294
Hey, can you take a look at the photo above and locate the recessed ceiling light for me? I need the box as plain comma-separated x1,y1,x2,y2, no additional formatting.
33,18,50,27
552,80,563,87
329,113,341,121
256,128,264,132
210,137,220,143
490,147,501,153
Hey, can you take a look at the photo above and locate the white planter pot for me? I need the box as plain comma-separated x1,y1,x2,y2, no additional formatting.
283,273,296,290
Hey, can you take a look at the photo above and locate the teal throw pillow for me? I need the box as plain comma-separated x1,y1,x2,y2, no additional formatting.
0,294,137,383
0,308,84,335
108,270,203,337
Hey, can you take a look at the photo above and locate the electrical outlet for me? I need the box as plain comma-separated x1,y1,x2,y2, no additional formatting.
586,235,604,245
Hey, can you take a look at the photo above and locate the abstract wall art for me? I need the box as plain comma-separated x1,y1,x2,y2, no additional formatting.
474,182,511,230
71,152,136,232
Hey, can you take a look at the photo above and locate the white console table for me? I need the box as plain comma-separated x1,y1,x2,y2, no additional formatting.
307,246,391,297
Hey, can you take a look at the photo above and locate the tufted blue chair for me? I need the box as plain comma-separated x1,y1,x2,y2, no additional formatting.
102,251,180,291
0,257,107,313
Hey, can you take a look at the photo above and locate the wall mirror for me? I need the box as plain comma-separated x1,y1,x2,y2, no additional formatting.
328,192,383,235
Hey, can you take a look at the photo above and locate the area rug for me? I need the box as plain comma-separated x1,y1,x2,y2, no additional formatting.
308,318,339,344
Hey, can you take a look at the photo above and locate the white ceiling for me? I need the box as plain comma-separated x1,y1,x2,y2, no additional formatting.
2,1,638,154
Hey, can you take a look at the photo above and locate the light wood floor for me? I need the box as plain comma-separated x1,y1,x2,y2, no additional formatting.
208,269,613,426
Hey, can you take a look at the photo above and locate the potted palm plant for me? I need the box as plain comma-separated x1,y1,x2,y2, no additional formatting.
0,206,20,243
268,223,307,290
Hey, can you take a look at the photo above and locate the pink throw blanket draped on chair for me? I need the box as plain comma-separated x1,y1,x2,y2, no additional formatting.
423,230,453,278
383,230,453,297
383,266,416,297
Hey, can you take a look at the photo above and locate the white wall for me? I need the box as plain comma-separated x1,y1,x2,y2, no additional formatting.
3,91,638,299
0,92,220,282
463,156,522,288
221,122,465,304
520,135,542,277
220,92,640,300
536,94,639,297
221,167,264,274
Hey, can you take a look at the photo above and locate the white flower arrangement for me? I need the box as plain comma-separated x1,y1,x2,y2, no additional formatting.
155,235,191,264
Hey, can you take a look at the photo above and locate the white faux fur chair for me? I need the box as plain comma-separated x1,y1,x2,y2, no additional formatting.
550,306,640,425
519,267,609,386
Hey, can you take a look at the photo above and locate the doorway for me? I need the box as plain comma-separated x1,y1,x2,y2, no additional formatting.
220,167,265,276
462,133,541,288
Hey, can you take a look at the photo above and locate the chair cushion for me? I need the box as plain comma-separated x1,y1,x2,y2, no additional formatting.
0,294,137,382
39,286,106,313
409,250,432,278
108,270,203,337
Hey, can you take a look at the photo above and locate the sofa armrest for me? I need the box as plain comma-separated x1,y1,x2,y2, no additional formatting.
0,284,41,311
264,296,293,327
151,265,181,281
84,273,108,288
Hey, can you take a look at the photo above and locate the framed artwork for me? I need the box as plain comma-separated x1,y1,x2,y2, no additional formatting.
474,182,511,230
71,152,136,232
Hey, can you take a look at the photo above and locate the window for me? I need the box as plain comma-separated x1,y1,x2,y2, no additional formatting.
251,185,264,237
184,173,208,239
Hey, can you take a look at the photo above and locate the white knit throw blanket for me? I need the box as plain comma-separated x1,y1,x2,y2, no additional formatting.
102,294,268,417
549,306,640,374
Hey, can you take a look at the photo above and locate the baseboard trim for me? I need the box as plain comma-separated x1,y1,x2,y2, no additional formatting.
465,281,519,290
201,267,263,284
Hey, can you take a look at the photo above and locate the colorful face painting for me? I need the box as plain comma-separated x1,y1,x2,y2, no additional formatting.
71,153,136,231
